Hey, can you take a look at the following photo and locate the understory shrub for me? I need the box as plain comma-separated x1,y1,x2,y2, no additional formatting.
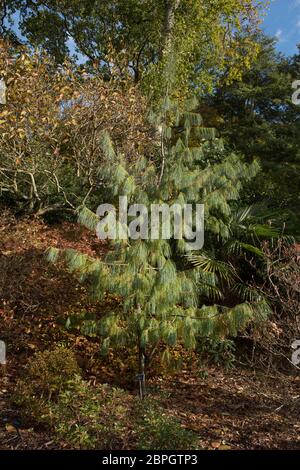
14,346,81,422
50,377,131,449
245,240,300,370
134,399,199,450
17,346,81,397
14,347,200,450
197,338,236,369
52,386,199,450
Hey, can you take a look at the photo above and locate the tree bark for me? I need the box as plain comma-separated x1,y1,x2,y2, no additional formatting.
138,343,146,400
137,304,146,399
162,0,181,55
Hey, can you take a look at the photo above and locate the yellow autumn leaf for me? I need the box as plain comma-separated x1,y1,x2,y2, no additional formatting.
5,424,17,433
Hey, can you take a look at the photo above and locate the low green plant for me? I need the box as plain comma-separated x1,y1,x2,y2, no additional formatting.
19,346,80,397
197,338,236,369
14,346,81,422
14,347,200,450
50,385,199,450
134,399,199,450
51,377,131,449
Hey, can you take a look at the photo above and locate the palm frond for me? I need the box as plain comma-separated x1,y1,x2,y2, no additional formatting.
186,253,235,283
232,283,264,302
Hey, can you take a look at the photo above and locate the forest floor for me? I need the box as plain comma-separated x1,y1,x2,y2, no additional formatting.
0,213,299,450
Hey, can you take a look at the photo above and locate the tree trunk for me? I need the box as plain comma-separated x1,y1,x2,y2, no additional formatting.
138,343,146,400
162,0,181,56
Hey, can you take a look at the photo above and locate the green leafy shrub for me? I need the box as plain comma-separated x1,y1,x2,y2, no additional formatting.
51,389,199,450
20,346,80,397
197,338,236,369
14,347,199,450
14,346,81,422
50,378,131,449
134,399,199,450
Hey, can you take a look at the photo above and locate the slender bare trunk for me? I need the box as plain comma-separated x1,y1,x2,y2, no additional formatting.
137,304,146,399
138,343,146,400
162,0,181,56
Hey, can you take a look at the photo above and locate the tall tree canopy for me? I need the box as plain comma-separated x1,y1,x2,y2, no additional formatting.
2,0,267,98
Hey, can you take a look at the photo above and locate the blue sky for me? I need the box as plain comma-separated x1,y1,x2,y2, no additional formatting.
263,0,300,55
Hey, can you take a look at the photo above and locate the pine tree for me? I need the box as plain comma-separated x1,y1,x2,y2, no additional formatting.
47,97,271,397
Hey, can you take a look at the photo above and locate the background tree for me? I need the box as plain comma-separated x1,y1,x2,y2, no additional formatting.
3,0,267,99
0,40,152,214
204,34,300,234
